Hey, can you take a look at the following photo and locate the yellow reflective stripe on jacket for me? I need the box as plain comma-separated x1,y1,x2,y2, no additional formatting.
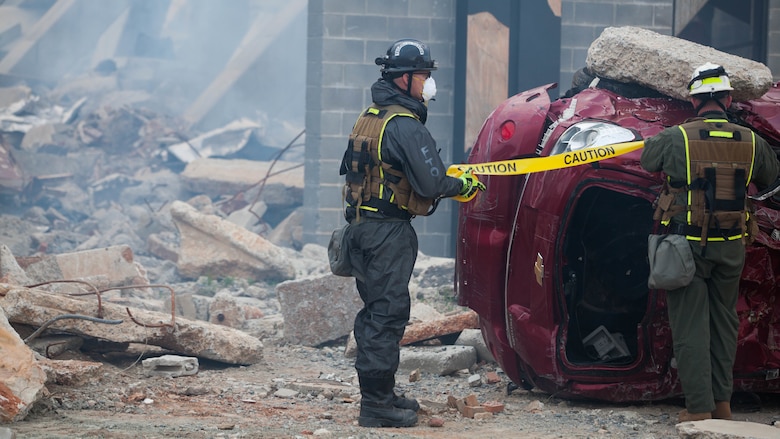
678,119,756,241
347,201,380,212
684,233,744,242
678,125,694,225
373,108,415,201
747,130,757,183
708,131,733,138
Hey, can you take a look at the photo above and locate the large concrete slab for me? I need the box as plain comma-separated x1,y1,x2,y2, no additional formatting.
587,26,773,102
676,419,780,438
170,200,295,282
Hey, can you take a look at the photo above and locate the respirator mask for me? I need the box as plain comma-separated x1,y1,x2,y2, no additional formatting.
422,76,437,104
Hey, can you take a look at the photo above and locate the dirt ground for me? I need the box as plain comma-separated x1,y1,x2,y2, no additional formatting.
9,340,780,439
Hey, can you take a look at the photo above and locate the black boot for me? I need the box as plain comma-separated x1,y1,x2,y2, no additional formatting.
358,376,417,428
389,376,420,411
392,393,420,411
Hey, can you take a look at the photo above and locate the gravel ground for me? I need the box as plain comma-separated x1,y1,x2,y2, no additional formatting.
10,338,780,439
6,269,780,438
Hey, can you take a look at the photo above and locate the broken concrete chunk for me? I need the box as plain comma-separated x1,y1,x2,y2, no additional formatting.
274,388,298,398
170,200,295,282
0,244,32,285
0,307,47,422
455,328,495,363
277,275,362,347
18,245,149,292
587,26,773,102
208,292,253,329
142,355,199,378
399,345,477,376
0,285,263,365
676,419,780,439
36,357,103,386
180,157,303,198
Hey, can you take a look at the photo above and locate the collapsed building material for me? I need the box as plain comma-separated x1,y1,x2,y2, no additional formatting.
0,141,23,194
400,310,479,346
179,157,303,201
17,245,149,292
170,200,296,282
0,307,47,423
141,354,198,378
277,275,362,347
35,357,103,386
0,284,263,365
167,119,263,163
587,26,773,102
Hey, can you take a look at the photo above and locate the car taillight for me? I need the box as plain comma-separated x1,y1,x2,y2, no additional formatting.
500,120,515,141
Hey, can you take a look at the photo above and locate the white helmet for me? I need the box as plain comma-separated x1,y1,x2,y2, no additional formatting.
688,62,734,95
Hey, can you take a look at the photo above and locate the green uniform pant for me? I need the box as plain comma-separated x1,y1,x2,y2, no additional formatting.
666,239,744,414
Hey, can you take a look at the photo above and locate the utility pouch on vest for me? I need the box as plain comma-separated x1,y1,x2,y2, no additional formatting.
647,234,695,290
404,192,435,216
328,224,352,277
653,191,675,221
746,213,759,245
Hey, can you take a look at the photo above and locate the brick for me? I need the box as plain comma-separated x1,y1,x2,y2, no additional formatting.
482,401,505,413
461,405,486,418
464,394,479,407
485,371,501,384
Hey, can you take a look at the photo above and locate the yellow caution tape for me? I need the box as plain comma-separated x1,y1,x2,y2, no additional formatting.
448,140,645,176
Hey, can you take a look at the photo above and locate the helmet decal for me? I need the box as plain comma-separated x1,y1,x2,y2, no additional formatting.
375,38,437,74
394,40,425,57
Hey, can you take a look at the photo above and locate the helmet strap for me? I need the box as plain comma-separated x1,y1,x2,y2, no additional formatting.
694,94,728,114
406,73,413,96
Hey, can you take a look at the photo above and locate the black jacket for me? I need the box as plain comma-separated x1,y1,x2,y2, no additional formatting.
348,79,462,220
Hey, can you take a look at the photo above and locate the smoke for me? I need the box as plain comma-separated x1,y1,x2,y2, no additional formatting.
0,0,306,143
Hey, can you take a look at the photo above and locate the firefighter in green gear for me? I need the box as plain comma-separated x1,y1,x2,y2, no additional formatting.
641,63,779,422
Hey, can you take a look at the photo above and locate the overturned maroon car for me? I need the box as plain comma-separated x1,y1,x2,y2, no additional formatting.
455,74,780,402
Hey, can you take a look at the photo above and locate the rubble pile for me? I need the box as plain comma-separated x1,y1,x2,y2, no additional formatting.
0,81,475,419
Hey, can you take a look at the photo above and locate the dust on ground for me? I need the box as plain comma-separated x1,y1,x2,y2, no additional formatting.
10,339,780,439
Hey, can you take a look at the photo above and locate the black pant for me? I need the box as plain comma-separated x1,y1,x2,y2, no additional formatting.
348,219,417,381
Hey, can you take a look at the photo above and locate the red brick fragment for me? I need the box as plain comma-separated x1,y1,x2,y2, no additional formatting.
481,400,505,413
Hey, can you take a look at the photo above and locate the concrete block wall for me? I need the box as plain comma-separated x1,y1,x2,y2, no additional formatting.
559,0,673,96
304,0,458,257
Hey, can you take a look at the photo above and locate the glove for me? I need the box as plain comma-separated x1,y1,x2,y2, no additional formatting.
458,169,486,199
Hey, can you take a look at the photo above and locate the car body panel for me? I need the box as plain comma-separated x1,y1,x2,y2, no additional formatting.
456,82,780,401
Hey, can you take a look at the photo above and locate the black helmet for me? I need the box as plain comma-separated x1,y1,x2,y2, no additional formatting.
375,39,437,74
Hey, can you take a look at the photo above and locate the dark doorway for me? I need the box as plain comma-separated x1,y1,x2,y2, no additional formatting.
674,0,768,63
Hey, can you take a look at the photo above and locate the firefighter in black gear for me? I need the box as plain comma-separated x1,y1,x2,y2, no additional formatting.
641,63,779,422
339,39,484,428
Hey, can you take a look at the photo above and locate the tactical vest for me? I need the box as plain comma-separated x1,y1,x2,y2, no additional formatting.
340,104,435,220
653,118,756,243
